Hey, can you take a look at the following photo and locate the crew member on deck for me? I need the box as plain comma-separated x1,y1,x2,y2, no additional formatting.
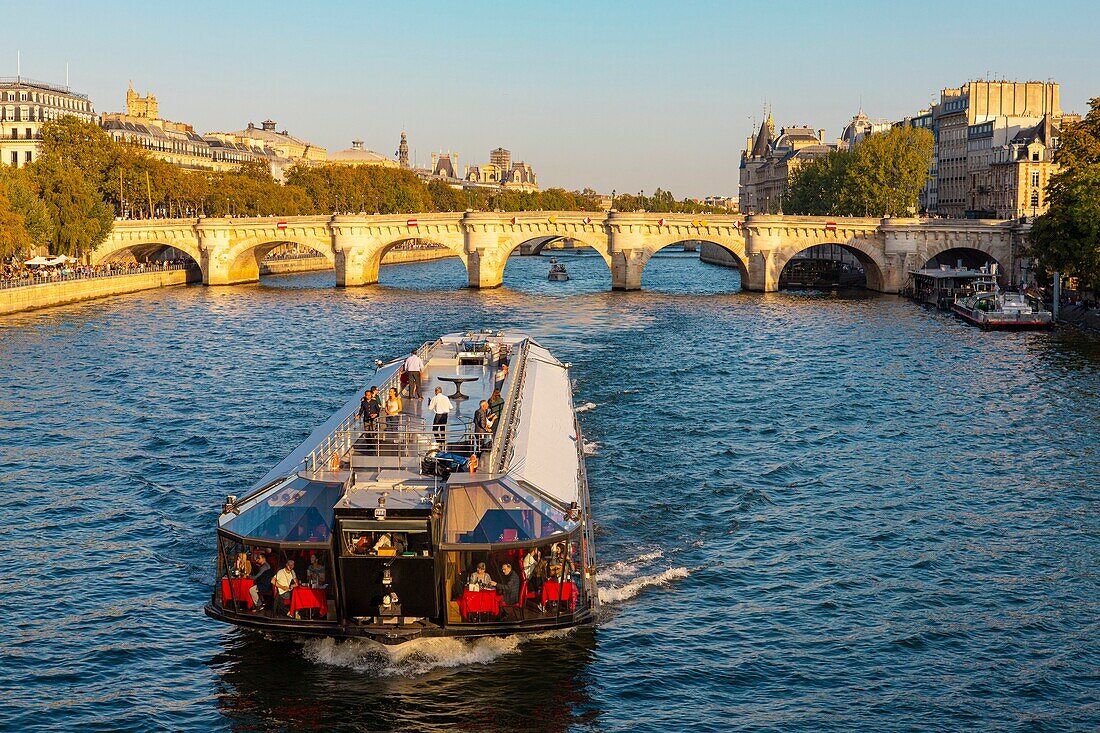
403,349,424,398
428,386,453,444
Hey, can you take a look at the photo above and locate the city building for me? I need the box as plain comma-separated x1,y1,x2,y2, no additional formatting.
0,76,97,168
101,83,274,173
396,131,409,168
205,119,325,179
739,112,837,214
328,139,399,168
420,145,539,193
840,110,892,150
986,115,1065,219
931,80,1062,218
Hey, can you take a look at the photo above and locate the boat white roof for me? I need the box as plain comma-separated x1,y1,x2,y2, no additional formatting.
506,343,580,506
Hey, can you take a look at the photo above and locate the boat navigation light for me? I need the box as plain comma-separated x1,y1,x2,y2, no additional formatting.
374,359,384,368
382,566,393,587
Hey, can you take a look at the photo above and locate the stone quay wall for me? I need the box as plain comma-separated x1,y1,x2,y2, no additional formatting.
260,248,456,276
0,268,200,316
699,241,742,268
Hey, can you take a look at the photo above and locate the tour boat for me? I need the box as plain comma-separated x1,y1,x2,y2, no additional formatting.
952,290,1054,330
548,258,570,282
205,331,599,644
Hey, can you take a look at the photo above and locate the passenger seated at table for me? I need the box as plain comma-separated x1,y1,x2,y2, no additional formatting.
469,562,496,590
523,548,544,591
249,553,273,610
307,554,326,586
272,559,299,615
232,552,251,579
498,563,521,618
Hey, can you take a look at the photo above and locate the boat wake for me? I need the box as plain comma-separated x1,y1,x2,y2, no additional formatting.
597,549,691,604
301,629,572,676
582,440,600,455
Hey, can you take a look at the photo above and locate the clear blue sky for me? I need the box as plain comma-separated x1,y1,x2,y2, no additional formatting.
7,0,1097,198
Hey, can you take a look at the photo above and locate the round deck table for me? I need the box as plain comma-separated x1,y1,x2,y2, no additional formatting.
438,375,478,400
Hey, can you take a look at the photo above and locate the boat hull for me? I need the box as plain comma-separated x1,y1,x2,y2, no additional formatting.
204,602,596,644
951,304,1054,330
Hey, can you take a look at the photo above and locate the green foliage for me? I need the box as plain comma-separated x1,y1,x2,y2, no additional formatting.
608,188,725,214
784,127,933,217
0,185,32,259
0,165,55,250
32,159,113,256
286,164,433,214
1028,98,1100,288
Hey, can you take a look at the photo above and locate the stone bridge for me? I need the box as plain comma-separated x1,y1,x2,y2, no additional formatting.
91,212,1028,292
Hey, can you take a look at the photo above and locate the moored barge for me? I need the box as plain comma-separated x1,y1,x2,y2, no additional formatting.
205,331,598,644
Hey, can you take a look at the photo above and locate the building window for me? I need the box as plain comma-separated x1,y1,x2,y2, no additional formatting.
10,151,16,166
1031,172,1040,187
24,151,32,164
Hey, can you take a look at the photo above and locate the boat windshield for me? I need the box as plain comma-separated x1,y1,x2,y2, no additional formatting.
442,477,579,546
220,475,343,545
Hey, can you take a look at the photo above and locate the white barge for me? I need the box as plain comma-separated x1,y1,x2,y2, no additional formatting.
205,331,598,644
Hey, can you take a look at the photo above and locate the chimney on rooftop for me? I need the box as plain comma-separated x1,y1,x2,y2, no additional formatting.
261,119,276,131
818,128,826,142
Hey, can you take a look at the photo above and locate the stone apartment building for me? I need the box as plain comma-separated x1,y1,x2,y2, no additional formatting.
932,80,1063,218
0,77,97,168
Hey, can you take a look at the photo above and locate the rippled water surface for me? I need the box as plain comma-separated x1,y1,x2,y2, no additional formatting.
2,252,1098,732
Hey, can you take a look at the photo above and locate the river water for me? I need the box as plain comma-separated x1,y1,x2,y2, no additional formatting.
2,252,1098,732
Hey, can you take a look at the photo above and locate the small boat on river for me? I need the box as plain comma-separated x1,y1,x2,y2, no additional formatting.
548,258,570,282
952,288,1053,330
205,331,598,644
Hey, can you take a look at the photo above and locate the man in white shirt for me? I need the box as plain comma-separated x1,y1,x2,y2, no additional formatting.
271,559,299,615
403,350,424,398
427,386,453,444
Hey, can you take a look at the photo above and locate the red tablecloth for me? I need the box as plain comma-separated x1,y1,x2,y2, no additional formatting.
289,586,328,617
541,580,578,609
221,578,254,608
459,588,501,619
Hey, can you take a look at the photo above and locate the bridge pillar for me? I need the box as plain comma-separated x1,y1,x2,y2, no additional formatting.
197,228,250,286
334,232,380,287
610,249,647,291
744,251,778,292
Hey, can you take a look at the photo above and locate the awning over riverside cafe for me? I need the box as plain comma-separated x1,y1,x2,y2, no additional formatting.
24,255,77,267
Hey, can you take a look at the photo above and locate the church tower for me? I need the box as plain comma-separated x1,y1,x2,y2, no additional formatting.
397,131,409,168
125,81,158,120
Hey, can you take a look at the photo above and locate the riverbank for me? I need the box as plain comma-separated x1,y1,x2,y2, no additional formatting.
0,268,200,316
260,247,456,276
1057,303,1100,333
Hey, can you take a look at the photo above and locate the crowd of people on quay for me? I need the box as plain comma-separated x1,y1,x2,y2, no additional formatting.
1,258,195,289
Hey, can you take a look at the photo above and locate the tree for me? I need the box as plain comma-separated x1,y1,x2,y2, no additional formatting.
33,160,113,256
0,165,55,249
784,127,932,217
1028,97,1100,289
0,186,32,260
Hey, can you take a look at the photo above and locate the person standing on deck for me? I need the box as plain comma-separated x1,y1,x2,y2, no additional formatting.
474,399,495,454
487,389,505,425
404,349,424,398
493,362,508,393
361,388,381,437
427,387,453,445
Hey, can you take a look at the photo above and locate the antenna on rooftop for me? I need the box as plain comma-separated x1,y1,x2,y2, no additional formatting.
65,61,69,89
16,50,20,78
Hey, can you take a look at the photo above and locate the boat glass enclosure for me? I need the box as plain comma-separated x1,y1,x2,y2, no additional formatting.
220,475,344,545
441,476,579,546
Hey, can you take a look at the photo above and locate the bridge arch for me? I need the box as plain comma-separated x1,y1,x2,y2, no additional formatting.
340,234,468,287
217,235,335,285
920,243,1006,280
772,236,889,292
91,237,203,270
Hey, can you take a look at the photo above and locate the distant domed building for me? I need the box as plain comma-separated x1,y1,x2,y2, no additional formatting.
329,140,398,168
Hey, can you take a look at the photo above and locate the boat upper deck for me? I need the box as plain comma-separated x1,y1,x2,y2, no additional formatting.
240,331,584,515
